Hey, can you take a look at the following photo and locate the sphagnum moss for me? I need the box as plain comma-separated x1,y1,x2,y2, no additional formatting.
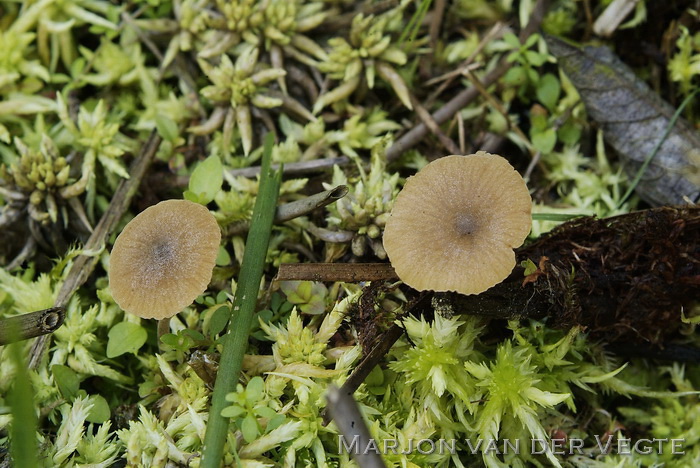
1,0,700,467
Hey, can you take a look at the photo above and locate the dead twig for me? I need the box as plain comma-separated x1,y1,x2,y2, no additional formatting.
226,186,349,236
276,263,397,282
0,307,65,345
386,0,548,161
410,94,462,155
322,324,404,426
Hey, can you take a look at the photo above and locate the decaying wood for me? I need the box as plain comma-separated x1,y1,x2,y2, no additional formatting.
28,131,162,369
284,206,699,346
431,206,700,345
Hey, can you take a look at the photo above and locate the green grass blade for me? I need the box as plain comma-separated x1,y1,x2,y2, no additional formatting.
8,335,39,467
200,133,282,468
532,212,586,221
398,0,433,47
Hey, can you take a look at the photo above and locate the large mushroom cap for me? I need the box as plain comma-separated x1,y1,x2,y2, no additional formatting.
383,152,531,295
109,199,221,319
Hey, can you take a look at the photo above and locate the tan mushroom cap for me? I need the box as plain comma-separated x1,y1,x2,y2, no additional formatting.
383,152,531,295
109,199,221,319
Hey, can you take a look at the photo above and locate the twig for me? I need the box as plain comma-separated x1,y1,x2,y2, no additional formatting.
28,131,162,369
121,11,164,62
410,94,462,155
306,223,354,243
6,236,36,271
326,385,388,468
227,156,351,179
226,185,349,236
0,307,65,345
322,324,404,425
593,0,640,37
276,263,397,282
424,21,505,99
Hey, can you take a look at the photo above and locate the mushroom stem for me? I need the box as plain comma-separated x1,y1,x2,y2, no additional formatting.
157,318,170,350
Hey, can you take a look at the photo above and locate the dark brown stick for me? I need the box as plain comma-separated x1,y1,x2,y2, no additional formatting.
322,324,404,425
276,263,397,282
226,156,351,179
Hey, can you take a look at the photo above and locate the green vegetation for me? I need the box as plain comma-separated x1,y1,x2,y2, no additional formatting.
0,0,699,467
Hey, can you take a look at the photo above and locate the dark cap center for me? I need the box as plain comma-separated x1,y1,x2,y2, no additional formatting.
454,214,479,236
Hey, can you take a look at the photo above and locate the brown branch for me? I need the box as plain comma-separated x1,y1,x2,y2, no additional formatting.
276,263,397,282
322,324,404,425
0,307,65,345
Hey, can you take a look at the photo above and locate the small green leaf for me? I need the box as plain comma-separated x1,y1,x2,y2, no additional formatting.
241,414,260,443
216,246,231,266
525,50,547,66
209,306,230,338
183,190,201,203
532,128,557,154
52,365,80,400
182,328,206,342
536,73,561,111
86,395,111,424
504,66,526,85
270,293,283,312
255,407,276,419
106,322,147,358
257,309,273,323
246,377,264,401
521,259,538,276
155,114,179,142
221,405,246,418
266,414,286,433
558,121,582,145
188,155,223,205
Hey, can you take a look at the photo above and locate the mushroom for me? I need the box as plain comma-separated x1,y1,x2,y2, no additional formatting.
382,152,531,295
109,199,221,320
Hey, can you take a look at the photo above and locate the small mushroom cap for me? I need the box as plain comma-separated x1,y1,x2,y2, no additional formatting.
383,152,531,295
109,199,221,319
